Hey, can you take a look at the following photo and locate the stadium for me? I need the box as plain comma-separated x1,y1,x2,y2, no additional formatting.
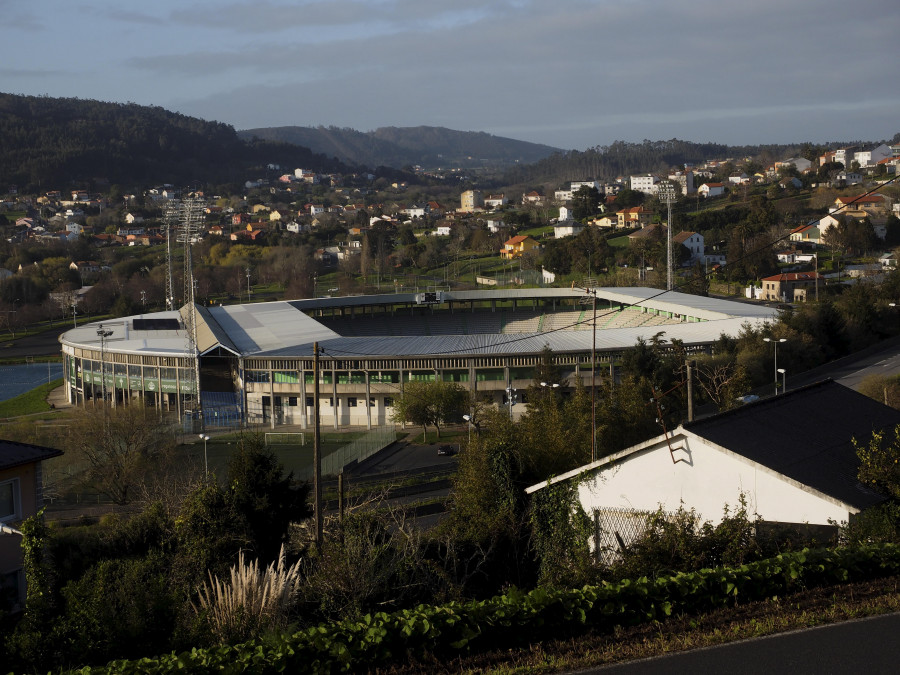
58,288,777,431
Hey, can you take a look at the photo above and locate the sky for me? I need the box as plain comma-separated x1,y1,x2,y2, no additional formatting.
2,0,898,151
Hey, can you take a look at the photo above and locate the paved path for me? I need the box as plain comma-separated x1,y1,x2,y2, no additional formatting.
584,612,900,674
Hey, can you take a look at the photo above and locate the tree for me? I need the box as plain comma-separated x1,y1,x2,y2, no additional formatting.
854,423,900,500
571,185,601,220
226,434,311,563
392,380,467,439
67,405,174,505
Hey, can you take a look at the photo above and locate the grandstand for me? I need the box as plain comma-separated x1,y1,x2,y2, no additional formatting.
59,288,777,431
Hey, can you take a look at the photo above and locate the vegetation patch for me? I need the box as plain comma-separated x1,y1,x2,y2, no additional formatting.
0,378,63,418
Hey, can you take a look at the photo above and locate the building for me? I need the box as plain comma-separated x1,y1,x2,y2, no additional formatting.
674,231,704,263
1,440,63,610
58,289,777,433
616,207,653,229
761,271,821,302
460,190,484,213
526,380,897,558
630,175,660,195
501,235,541,259
698,183,725,198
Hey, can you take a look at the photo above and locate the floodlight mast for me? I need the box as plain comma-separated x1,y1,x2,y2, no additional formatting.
657,180,678,291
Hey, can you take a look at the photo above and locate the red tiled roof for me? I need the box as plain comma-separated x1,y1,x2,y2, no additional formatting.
761,272,821,282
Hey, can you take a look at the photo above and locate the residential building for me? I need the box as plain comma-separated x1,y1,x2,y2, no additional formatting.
554,222,583,239
460,190,484,213
854,144,892,167
698,183,725,198
630,174,660,195
525,380,898,559
761,271,821,302
1,440,63,610
522,190,545,204
789,223,822,245
616,207,653,229
674,231,704,262
668,170,694,195
501,235,541,259
484,194,508,209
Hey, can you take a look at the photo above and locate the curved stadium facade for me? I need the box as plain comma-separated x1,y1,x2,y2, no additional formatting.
59,288,777,430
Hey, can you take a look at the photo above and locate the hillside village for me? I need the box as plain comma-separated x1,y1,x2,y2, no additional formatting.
3,130,900,673
1,140,899,326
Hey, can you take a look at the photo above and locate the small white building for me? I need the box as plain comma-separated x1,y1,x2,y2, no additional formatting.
526,381,896,557
698,183,725,198
554,221,583,238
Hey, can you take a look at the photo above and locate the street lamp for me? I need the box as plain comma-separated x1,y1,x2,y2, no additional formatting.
97,325,113,407
777,368,787,393
505,387,518,419
462,414,480,442
199,434,210,477
763,337,787,396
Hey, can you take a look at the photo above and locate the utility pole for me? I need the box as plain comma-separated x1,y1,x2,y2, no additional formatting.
574,283,598,461
313,342,322,549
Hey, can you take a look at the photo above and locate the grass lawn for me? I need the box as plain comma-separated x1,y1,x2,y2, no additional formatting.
0,378,64,417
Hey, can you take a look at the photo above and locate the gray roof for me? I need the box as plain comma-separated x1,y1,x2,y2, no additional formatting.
0,440,63,471
530,380,894,511
59,289,777,359
684,379,896,511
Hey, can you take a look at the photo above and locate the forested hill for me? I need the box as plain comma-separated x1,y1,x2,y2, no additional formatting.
237,125,561,170
501,138,835,185
0,93,354,191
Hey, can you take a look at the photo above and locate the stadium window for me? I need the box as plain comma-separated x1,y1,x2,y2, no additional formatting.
384,397,394,407
305,396,313,407
369,397,375,407
348,397,357,407
288,396,298,406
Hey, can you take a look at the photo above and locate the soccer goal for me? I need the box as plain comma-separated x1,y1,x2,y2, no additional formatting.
264,432,307,447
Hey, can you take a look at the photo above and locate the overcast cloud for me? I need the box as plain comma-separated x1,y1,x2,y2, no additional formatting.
2,0,897,149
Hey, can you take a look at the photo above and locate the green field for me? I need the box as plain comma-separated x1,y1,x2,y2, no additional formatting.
0,379,63,417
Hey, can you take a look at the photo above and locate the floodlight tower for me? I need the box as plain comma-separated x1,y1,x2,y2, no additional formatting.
657,180,678,291
175,197,207,425
163,202,179,310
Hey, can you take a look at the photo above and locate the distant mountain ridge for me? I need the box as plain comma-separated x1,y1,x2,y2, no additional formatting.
0,93,354,190
236,125,561,170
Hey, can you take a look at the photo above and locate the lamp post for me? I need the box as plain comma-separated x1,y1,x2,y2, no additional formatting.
763,337,787,395
245,267,251,301
199,434,210,478
97,325,113,407
505,386,517,419
462,413,480,442
777,368,786,393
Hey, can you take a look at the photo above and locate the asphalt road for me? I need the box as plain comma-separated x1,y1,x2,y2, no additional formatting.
0,326,66,359
586,612,900,674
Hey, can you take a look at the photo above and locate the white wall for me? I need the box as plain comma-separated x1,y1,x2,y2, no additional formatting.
574,432,855,527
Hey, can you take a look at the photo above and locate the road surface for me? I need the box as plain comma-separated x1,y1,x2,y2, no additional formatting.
588,611,900,674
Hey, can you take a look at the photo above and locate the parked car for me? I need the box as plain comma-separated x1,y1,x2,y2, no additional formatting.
437,444,456,456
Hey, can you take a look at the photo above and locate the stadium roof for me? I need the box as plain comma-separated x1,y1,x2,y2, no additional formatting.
59,289,778,359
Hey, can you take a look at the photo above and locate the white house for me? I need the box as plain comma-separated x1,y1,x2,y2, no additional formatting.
526,380,897,557
559,206,575,221
674,230,704,263
486,219,507,233
554,222,584,238
854,144,892,167
434,225,452,236
630,174,660,195
698,183,725,198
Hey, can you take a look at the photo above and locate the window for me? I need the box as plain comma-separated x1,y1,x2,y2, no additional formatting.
348,397,357,407
384,397,394,407
305,396,314,407
369,397,375,407
288,397,298,407
0,479,20,523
